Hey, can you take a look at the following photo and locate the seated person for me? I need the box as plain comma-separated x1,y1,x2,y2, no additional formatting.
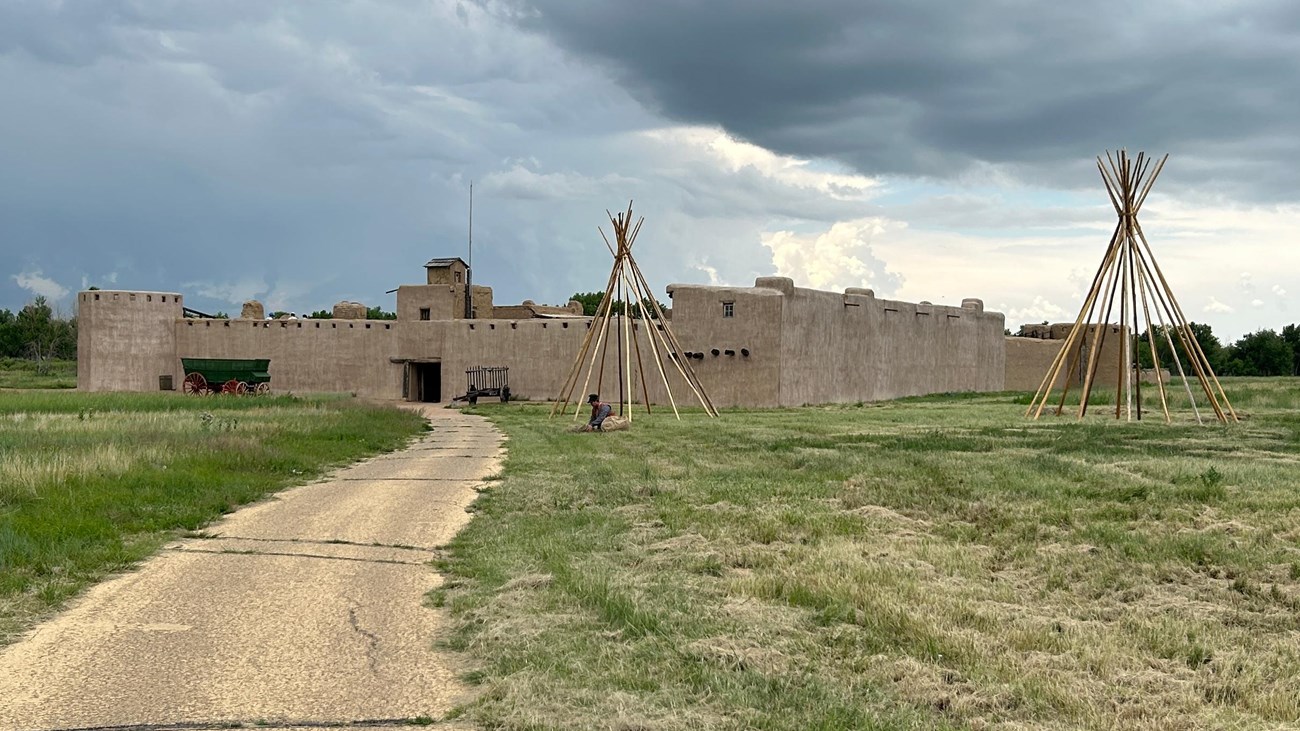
585,393,612,431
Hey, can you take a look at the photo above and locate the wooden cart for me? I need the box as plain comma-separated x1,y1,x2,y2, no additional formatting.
456,366,510,405
180,358,272,395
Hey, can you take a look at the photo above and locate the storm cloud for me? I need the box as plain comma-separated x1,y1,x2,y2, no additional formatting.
514,0,1300,197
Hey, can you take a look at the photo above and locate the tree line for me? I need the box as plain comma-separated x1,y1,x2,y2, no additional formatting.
1134,323,1300,377
0,296,77,363
1019,321,1300,377
569,291,668,319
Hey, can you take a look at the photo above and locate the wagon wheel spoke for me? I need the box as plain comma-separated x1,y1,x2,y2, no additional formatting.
221,379,241,395
182,372,207,396
254,382,271,395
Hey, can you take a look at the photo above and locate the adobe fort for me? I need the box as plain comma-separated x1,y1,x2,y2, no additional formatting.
77,256,1080,406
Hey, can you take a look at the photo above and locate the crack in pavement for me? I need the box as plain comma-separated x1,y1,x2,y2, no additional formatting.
346,600,381,675
189,536,440,553
163,547,430,566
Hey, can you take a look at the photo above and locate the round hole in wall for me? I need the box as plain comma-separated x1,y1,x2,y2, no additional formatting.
741,348,750,357
710,348,720,357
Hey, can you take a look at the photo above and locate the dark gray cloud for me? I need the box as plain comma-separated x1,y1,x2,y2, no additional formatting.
512,0,1300,197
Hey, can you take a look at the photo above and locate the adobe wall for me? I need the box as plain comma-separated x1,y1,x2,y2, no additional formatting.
396,284,461,322
1004,324,1127,393
777,284,1004,405
175,318,401,397
664,282,783,408
77,290,183,392
1004,337,1068,392
422,317,699,408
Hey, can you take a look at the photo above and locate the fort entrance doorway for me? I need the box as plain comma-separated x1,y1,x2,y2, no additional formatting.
407,361,441,402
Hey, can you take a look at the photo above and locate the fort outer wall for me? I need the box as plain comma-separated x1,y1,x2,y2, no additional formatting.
76,291,183,392
80,281,1011,407
668,277,1004,407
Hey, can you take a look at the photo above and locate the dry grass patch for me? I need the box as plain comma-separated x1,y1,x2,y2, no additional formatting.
440,378,1300,729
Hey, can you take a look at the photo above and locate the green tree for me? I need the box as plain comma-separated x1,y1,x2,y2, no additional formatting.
1281,324,1300,376
366,306,397,320
307,310,333,319
1222,329,1293,376
0,309,20,357
570,292,606,316
569,292,667,319
1136,322,1224,373
13,296,76,368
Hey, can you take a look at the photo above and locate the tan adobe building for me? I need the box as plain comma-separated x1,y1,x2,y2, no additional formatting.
78,259,1016,407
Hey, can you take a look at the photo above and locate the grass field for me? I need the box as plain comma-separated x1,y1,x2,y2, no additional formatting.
0,392,427,644
440,378,1300,730
0,358,76,389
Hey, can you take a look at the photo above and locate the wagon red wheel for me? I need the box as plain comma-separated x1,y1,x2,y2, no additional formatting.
221,379,242,395
182,372,207,395
254,382,271,395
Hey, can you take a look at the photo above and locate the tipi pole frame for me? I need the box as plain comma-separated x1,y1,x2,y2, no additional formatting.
552,202,718,420
1028,150,1235,425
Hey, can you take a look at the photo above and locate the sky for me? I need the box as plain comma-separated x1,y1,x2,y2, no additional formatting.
1,1,1298,342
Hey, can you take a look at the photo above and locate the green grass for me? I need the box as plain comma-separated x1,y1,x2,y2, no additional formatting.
0,358,76,389
0,391,427,643
438,377,1300,730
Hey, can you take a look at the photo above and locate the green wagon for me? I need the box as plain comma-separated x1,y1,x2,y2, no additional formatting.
180,358,272,395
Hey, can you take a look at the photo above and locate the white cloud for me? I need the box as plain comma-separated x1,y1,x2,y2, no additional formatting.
692,261,723,286
1004,296,1069,325
761,218,902,294
1204,297,1234,313
643,127,880,201
1272,284,1286,296
1251,298,1264,308
13,270,69,300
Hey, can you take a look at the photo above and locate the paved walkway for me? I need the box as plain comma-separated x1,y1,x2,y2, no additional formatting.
0,405,500,730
